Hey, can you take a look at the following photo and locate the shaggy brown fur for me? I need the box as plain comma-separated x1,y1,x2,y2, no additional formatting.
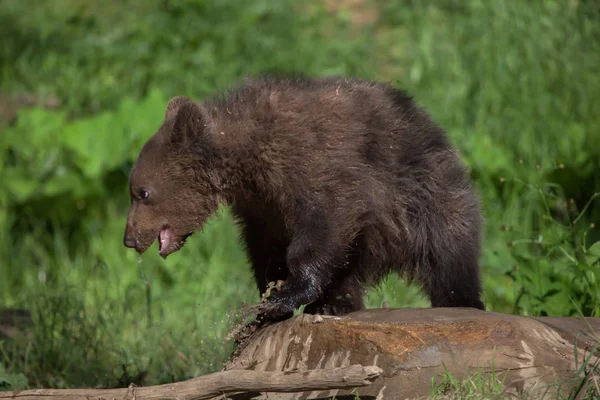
123,75,485,322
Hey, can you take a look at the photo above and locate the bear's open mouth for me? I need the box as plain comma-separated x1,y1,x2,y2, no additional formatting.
157,226,194,258
158,227,172,254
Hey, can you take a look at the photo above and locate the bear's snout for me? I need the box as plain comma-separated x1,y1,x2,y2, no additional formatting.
123,225,138,250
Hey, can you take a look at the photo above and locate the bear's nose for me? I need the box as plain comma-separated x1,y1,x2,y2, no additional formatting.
123,236,137,249
123,226,138,249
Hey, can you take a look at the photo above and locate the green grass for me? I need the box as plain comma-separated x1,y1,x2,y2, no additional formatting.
1,0,599,395
429,362,508,400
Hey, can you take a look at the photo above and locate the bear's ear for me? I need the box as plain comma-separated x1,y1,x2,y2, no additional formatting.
165,96,192,120
169,99,210,144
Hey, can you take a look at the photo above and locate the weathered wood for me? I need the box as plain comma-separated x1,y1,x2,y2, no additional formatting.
0,365,382,400
2,308,599,400
222,308,600,399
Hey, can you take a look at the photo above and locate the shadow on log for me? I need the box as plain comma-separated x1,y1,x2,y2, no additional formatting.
1,308,599,400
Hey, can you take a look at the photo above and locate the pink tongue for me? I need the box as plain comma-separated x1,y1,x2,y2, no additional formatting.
159,228,172,253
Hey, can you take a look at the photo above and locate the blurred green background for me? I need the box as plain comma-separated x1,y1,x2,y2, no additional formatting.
0,0,599,391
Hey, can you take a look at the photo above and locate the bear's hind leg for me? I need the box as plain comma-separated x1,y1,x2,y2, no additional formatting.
420,238,485,310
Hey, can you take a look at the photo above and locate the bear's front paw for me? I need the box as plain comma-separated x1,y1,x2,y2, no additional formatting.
256,295,296,323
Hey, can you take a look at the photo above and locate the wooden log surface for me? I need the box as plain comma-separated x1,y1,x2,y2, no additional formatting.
222,308,600,399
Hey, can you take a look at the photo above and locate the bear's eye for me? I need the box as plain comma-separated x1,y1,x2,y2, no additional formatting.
139,189,150,201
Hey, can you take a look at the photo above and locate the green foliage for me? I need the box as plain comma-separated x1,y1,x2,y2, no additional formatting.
1,0,375,116
0,0,599,393
1,89,166,205
501,174,600,316
0,369,28,391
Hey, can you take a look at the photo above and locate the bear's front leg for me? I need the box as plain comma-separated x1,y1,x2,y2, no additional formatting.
257,210,339,322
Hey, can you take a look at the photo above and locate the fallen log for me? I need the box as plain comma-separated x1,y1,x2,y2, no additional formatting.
1,308,599,400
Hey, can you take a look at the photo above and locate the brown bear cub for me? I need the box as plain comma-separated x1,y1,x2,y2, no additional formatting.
123,75,486,322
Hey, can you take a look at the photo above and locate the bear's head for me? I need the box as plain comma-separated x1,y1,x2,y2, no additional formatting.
123,96,221,259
